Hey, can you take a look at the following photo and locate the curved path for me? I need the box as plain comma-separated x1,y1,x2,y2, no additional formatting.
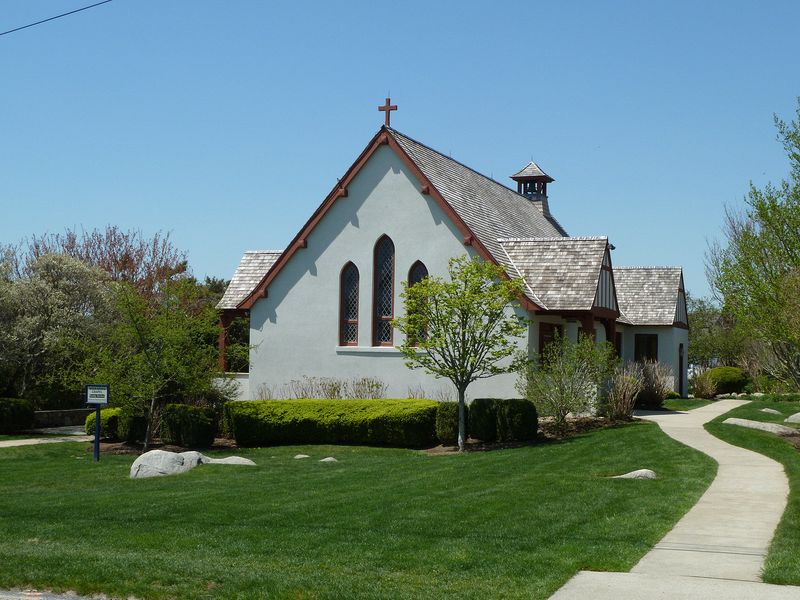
550,400,800,599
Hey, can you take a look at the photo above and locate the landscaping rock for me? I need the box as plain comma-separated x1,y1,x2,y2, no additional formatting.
612,469,656,480
752,392,765,397
294,454,310,459
785,412,800,424
722,418,798,436
130,449,255,479
319,457,338,463
760,408,782,415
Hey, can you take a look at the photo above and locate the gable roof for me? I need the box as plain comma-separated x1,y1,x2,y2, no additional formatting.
614,267,683,326
497,237,611,311
217,251,282,310
511,161,554,181
235,126,567,311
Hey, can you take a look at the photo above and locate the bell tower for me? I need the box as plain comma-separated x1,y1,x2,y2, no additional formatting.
511,161,554,217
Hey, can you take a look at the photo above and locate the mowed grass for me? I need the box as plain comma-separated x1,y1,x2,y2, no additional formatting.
663,398,714,412
706,400,800,585
0,422,715,600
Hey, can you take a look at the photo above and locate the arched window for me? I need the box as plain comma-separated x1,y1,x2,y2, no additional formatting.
408,261,428,287
407,261,429,345
340,262,359,346
373,235,395,346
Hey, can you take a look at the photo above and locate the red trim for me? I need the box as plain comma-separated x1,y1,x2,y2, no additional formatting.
372,235,395,346
339,262,359,346
237,128,544,312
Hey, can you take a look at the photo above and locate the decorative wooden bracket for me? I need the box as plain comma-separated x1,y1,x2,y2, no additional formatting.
420,185,430,195
297,238,308,249
463,235,474,246
335,187,348,199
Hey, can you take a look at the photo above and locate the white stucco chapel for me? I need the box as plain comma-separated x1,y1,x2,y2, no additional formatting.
218,103,689,400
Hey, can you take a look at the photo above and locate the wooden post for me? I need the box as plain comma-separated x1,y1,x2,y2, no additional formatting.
218,313,234,372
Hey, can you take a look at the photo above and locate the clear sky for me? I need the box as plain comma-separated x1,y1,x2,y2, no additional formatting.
2,1,798,298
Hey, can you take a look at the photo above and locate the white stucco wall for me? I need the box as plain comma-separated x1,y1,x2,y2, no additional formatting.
618,325,689,396
248,145,527,400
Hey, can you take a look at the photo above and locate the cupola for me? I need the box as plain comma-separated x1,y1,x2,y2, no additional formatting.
511,161,554,217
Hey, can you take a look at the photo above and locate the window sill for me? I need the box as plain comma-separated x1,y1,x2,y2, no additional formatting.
335,346,404,355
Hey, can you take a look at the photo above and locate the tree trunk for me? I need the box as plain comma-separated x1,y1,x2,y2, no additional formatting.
458,387,466,452
143,393,156,452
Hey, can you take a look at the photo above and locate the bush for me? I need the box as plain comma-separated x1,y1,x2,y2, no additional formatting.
225,399,438,448
743,392,800,402
605,363,644,421
635,360,673,408
161,404,216,448
435,402,462,445
84,408,122,440
0,398,34,434
118,412,148,444
665,390,681,399
708,366,748,394
468,398,538,443
690,370,717,399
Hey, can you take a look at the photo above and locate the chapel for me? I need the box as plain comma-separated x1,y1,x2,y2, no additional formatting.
218,100,688,400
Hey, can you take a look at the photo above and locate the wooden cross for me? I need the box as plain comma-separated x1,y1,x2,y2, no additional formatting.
378,97,397,127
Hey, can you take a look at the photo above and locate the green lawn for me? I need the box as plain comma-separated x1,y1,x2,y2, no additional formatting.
663,398,714,411
0,423,715,600
706,400,800,585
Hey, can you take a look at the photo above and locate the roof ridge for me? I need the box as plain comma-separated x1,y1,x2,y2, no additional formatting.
243,249,283,254
615,266,682,270
498,236,608,242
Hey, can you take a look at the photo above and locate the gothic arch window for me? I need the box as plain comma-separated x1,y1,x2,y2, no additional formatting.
373,235,395,346
408,261,428,287
340,262,359,346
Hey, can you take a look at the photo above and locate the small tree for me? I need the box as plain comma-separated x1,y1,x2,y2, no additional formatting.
636,360,674,408
393,256,527,451
517,333,617,430
605,362,644,421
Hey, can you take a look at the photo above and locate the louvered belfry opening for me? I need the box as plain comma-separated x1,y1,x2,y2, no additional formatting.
340,262,359,346
373,235,395,345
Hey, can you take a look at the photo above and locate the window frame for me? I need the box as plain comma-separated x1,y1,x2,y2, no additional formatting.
372,235,395,346
339,261,359,347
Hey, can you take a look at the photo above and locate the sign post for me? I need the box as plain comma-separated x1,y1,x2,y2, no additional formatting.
84,384,109,462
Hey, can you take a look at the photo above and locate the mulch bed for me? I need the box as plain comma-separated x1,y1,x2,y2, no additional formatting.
90,438,238,456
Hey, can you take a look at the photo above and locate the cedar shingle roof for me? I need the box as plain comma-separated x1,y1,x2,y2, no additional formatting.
498,237,609,311
614,267,683,326
390,129,568,267
511,161,553,181
217,251,282,310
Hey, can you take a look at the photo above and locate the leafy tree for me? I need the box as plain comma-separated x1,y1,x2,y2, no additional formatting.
0,253,113,405
686,293,748,369
393,256,527,451
708,99,800,388
81,280,232,450
517,333,617,429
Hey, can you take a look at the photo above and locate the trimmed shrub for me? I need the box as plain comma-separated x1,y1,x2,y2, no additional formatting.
708,366,748,395
84,408,122,440
118,412,148,444
468,398,498,442
469,398,538,443
161,404,216,448
0,398,34,434
665,390,681,400
225,399,438,448
495,399,538,442
435,401,462,445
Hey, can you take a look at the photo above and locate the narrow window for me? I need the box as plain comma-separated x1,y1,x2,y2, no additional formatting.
373,235,395,346
407,261,429,345
340,262,359,346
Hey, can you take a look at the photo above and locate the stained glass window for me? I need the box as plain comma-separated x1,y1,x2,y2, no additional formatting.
340,262,359,345
373,236,394,345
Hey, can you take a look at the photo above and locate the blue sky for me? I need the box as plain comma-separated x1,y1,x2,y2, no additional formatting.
1,1,798,297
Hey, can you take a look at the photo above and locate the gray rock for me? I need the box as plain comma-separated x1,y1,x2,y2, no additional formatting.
785,412,800,424
294,454,310,459
752,392,765,397
760,408,782,415
130,449,255,479
722,418,798,436
612,469,657,480
319,457,338,463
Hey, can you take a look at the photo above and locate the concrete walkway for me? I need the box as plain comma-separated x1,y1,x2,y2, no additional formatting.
0,429,92,449
550,400,800,599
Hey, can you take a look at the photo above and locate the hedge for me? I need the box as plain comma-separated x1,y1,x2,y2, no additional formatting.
469,398,538,443
118,412,148,444
0,398,34,434
708,366,748,394
435,402,464,445
225,399,438,448
84,408,122,440
161,404,216,448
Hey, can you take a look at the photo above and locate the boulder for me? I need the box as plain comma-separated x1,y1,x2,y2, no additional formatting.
752,392,765,397
761,408,782,415
722,418,797,436
130,449,255,479
294,454,310,459
319,457,338,463
785,412,800,424
612,469,656,480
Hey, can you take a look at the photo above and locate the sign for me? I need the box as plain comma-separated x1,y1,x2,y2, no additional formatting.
84,384,109,405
